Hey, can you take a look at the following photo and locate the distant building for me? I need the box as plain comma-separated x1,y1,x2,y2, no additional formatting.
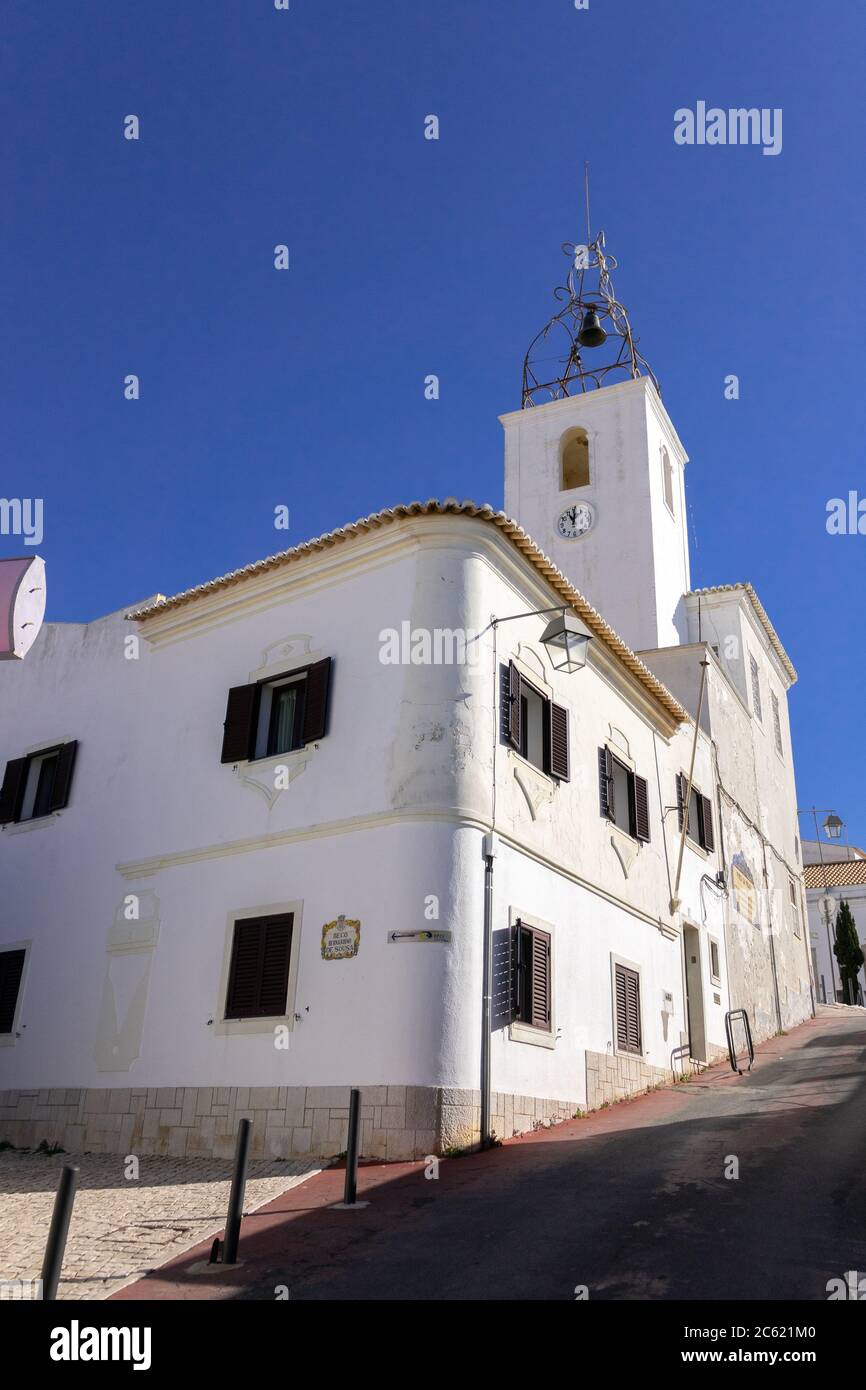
803,858,866,1004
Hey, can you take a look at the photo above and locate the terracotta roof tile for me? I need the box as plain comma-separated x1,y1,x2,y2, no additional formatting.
126,499,689,723
803,861,866,889
687,583,796,683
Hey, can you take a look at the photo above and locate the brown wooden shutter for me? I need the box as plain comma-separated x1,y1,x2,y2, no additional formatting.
598,747,614,820
548,703,569,781
225,920,262,1017
615,962,641,1055
675,772,685,832
225,914,293,1019
529,927,551,1031
700,794,715,852
48,741,78,812
634,773,650,842
301,657,332,745
625,967,641,1053
0,757,28,825
258,917,294,1014
0,948,26,1033
507,660,521,749
221,684,260,763
615,964,629,1051
511,921,525,1021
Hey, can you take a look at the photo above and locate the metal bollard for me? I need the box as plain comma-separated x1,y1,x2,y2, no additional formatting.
343,1089,361,1206
222,1117,251,1264
41,1165,79,1301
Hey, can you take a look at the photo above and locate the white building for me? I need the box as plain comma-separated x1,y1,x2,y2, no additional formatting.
802,847,866,1004
0,252,814,1162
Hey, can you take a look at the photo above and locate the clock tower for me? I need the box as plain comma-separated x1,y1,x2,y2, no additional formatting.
502,233,691,654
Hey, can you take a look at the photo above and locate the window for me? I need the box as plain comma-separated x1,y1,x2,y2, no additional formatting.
0,742,78,825
560,428,590,490
789,879,801,938
710,938,721,982
771,692,784,756
512,920,551,1032
749,653,762,722
615,962,642,1055
661,446,675,514
225,914,294,1020
676,773,715,853
0,949,26,1034
598,747,651,841
505,662,569,780
221,658,332,764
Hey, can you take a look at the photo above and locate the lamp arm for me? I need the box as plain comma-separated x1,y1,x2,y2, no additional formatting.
492,605,569,628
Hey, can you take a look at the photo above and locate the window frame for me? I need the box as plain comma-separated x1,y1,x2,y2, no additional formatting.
215,901,303,1037
509,910,555,1049
263,674,308,759
709,937,721,984
661,445,675,516
771,691,784,757
0,741,78,826
560,427,591,491
612,955,643,1059
0,941,30,1045
749,652,763,723
220,658,332,766
599,746,651,843
676,772,715,855
505,663,569,782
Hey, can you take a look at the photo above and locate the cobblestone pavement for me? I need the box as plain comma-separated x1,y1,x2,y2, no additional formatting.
0,1148,320,1300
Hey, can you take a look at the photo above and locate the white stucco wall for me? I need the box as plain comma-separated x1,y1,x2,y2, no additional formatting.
0,507,811,1128
0,515,710,1109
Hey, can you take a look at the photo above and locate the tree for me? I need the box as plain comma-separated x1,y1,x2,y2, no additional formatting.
833,900,864,1005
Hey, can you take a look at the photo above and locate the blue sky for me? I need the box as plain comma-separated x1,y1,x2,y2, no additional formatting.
2,1,864,846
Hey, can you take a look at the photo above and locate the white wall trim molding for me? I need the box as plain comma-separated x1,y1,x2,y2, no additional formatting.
115,807,678,937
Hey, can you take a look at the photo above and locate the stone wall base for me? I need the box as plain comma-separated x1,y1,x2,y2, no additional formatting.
585,1050,671,1110
0,1083,581,1161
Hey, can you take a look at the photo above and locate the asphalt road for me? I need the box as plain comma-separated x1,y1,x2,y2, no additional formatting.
279,1008,866,1301
117,1007,866,1301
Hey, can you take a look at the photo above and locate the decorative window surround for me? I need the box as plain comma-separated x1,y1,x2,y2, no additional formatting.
508,908,556,1049
214,900,304,1037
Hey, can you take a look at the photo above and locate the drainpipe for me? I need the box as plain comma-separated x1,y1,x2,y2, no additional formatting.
670,657,709,914
760,839,784,1033
480,832,497,1149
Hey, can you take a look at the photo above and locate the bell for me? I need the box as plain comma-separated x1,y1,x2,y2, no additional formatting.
577,304,606,348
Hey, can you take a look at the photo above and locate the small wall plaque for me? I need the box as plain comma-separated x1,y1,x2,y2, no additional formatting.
321,915,360,960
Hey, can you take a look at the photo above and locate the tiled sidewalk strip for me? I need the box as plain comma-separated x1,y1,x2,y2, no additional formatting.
0,1149,320,1300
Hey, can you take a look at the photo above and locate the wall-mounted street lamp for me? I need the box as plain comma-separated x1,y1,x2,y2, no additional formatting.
480,604,594,1150
823,813,844,841
537,610,593,673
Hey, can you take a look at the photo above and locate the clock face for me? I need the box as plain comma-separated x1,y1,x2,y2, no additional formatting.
557,502,594,539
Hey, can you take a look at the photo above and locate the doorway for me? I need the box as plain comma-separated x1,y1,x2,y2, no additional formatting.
683,924,707,1062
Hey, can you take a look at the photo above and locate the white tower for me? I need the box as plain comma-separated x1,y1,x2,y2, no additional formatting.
501,377,690,653
503,231,691,654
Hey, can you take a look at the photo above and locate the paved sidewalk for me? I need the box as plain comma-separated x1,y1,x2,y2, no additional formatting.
113,1007,866,1301
0,1150,320,1300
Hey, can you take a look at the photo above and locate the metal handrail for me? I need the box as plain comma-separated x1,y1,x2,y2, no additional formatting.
670,1044,692,1077
725,1009,755,1075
